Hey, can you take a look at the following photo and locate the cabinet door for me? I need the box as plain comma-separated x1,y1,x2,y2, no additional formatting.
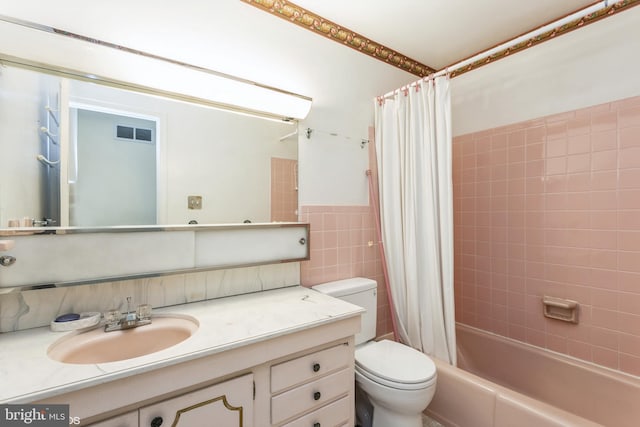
139,374,253,427
87,411,138,427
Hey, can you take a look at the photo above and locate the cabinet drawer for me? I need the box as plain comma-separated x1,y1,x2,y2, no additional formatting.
281,396,350,427
271,369,351,425
271,343,350,393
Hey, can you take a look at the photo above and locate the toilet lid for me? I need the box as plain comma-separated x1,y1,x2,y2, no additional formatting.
355,340,436,386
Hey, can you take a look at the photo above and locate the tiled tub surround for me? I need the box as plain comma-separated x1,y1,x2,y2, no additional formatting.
298,205,393,337
0,286,362,425
453,95,640,377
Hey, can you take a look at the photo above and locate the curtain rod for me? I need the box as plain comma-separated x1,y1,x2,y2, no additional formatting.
381,0,636,99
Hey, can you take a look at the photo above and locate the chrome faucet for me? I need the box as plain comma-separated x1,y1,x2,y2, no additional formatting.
104,297,152,332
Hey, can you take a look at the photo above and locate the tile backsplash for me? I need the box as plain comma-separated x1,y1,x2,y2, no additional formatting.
0,262,299,332
453,95,640,377
298,205,393,337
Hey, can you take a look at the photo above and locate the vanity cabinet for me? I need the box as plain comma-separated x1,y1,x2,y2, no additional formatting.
82,341,354,427
32,293,361,427
271,343,352,426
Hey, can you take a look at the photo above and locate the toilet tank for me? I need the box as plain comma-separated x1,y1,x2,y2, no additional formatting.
312,277,377,345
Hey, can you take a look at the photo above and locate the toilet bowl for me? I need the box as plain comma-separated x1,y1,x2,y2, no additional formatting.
355,339,436,427
312,278,437,427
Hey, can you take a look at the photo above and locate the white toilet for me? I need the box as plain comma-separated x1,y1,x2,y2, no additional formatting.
312,277,437,427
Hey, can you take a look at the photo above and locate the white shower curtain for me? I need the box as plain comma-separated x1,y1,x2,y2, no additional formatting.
374,76,456,365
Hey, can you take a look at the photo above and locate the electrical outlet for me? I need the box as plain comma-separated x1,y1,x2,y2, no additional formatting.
188,195,202,210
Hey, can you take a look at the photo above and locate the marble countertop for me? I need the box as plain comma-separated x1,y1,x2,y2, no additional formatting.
0,286,363,403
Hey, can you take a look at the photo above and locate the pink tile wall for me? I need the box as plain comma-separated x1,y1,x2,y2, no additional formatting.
271,158,298,222
453,95,640,377
299,205,392,337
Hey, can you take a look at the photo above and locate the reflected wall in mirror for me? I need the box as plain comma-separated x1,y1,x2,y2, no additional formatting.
0,64,299,229
71,108,158,226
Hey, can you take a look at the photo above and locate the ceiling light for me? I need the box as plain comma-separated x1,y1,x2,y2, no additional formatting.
0,15,312,121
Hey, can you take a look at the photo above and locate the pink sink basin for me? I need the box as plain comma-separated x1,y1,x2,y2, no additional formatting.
47,315,199,364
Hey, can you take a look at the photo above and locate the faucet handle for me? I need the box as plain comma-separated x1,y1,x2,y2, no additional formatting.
136,304,152,320
104,309,121,325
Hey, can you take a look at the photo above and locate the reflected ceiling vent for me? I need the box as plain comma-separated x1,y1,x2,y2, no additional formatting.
115,124,154,144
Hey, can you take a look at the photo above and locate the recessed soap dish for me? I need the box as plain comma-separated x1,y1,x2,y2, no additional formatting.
50,312,101,332
542,296,579,324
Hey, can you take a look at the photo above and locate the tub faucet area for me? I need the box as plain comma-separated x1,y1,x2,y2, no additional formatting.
104,297,152,332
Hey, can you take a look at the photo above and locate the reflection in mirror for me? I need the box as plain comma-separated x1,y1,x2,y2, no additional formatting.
0,65,59,228
0,64,299,230
71,108,158,226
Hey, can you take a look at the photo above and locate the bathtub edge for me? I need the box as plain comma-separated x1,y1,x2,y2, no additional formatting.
426,357,602,427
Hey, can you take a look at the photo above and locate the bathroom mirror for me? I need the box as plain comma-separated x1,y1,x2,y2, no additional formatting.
0,21,301,232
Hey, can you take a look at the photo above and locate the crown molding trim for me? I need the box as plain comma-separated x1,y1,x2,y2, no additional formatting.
241,0,436,77
244,0,640,81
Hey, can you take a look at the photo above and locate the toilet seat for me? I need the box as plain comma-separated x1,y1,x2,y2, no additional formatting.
355,340,436,391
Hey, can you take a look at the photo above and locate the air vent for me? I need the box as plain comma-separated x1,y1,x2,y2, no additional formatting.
115,124,154,144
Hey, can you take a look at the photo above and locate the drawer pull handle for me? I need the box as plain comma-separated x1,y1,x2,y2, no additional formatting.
151,417,163,427
313,391,321,401
312,363,321,372
314,423,321,427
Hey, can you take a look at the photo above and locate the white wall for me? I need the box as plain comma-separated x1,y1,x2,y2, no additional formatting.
298,130,370,206
164,103,296,224
451,7,640,136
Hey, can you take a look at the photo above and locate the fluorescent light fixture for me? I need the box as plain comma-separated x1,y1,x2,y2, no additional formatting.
0,15,312,121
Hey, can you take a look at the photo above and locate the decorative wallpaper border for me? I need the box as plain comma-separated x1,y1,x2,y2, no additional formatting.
449,0,640,78
243,0,640,80
240,0,436,77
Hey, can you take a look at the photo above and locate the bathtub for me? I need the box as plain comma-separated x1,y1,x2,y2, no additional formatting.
425,324,640,427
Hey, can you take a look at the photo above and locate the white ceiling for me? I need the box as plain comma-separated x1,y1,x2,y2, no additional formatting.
291,0,597,70
0,0,610,84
